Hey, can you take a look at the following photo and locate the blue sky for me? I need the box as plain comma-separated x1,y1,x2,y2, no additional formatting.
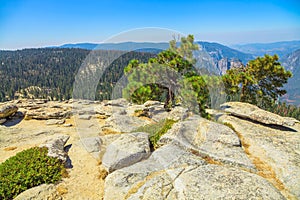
0,0,299,49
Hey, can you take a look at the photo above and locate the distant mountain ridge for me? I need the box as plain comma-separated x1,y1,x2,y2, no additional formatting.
53,41,254,75
54,41,254,62
231,40,300,58
56,42,169,51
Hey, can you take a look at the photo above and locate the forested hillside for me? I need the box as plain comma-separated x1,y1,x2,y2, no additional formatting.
0,48,155,101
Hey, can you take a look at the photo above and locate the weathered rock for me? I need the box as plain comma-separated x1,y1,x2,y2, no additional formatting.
99,134,123,147
78,115,92,120
46,119,65,125
25,109,71,120
102,132,151,173
105,98,129,107
104,113,151,133
14,100,73,120
2,98,299,199
125,105,146,116
94,104,113,117
14,184,62,200
283,117,299,126
167,106,191,121
81,137,102,153
221,101,298,126
104,144,204,200
218,113,300,199
147,104,169,122
0,118,6,125
0,104,18,118
143,100,162,107
158,115,255,170
39,134,70,162
63,123,72,127
104,144,284,200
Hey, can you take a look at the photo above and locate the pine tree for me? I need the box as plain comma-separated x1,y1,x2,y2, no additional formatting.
123,35,210,116
223,54,292,109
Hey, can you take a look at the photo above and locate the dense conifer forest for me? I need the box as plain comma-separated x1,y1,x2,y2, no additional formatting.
0,48,155,101
0,47,299,120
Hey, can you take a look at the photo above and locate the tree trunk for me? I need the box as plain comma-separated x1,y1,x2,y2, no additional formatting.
164,87,173,111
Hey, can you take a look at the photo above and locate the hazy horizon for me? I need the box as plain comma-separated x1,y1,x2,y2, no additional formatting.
1,0,300,50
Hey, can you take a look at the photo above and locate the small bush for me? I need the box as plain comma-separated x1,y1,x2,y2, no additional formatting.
0,147,65,199
135,119,177,149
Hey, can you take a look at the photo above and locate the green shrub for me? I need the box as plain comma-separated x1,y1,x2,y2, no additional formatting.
136,119,177,149
0,147,66,199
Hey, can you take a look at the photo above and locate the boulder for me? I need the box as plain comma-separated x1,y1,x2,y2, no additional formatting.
102,132,151,173
146,104,168,122
104,113,150,133
104,144,284,200
14,184,61,200
0,104,18,118
25,109,71,120
158,115,255,170
39,134,70,162
221,102,297,126
167,106,191,121
81,137,102,153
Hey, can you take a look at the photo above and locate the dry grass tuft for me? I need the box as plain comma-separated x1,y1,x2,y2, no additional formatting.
56,185,68,195
61,168,70,178
101,128,121,135
3,146,17,151
98,165,108,180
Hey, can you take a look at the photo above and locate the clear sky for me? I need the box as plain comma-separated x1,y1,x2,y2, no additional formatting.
0,0,299,49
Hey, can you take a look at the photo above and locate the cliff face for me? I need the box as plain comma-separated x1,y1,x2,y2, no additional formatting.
217,58,243,75
0,99,299,199
281,49,300,106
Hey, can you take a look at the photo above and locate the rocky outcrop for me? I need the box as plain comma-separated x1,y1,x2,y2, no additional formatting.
1,98,299,199
217,58,243,75
0,104,18,119
102,132,151,173
13,99,72,120
39,134,70,162
25,108,71,120
103,112,151,133
104,144,284,200
158,115,255,170
217,111,300,199
221,102,298,126
14,184,62,200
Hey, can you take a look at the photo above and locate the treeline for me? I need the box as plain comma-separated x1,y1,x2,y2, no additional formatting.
0,48,89,101
0,46,299,120
0,48,155,101
267,102,300,120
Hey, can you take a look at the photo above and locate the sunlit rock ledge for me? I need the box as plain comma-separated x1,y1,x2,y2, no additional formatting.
0,99,299,199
